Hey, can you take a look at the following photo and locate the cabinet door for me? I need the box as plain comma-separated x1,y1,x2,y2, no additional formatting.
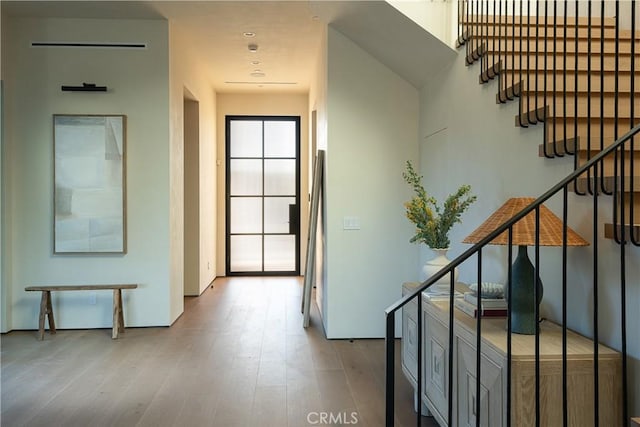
423,308,450,426
401,296,419,386
456,335,504,427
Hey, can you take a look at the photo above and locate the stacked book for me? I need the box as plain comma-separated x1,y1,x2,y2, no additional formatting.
455,292,508,318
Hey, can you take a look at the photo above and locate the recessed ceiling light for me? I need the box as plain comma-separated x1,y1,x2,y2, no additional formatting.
251,71,265,78
243,31,256,38
248,44,258,53
251,60,261,65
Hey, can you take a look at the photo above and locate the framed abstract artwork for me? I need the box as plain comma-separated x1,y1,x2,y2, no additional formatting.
53,115,126,253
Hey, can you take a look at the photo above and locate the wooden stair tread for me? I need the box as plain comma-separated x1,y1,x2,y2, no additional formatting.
494,75,640,101
470,40,640,57
544,123,637,144
538,138,638,157
515,99,640,120
474,49,640,60
466,27,640,41
486,56,638,74
604,223,640,241
576,176,640,189
518,88,640,97
496,66,636,76
461,15,616,27
516,109,638,123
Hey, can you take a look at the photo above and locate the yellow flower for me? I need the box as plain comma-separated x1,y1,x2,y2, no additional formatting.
403,161,476,248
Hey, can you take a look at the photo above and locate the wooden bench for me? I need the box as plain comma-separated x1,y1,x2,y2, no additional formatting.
25,284,137,340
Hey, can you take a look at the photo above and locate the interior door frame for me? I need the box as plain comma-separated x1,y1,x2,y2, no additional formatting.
225,115,301,276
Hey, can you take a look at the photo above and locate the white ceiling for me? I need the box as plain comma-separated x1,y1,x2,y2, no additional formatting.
2,1,456,93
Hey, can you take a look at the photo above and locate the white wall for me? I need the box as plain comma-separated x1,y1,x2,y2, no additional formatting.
168,23,217,313
387,0,455,47
215,93,310,276
324,27,419,338
2,17,172,329
420,47,640,415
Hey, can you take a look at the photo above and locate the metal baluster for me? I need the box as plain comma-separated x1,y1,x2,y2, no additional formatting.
525,0,534,124
586,0,595,194
385,311,395,427
600,1,612,195
475,251,483,427
498,0,508,104
511,0,517,98
447,270,456,426
614,0,623,243
468,0,473,58
459,0,463,44
542,0,554,157
492,0,499,77
630,0,639,246
479,0,486,72
498,0,509,103
535,0,544,121
562,185,569,427
574,0,588,194
550,0,562,156
563,1,572,155
518,0,529,128
593,151,600,427
417,295,423,427
617,6,629,424
506,228,513,427
534,206,541,427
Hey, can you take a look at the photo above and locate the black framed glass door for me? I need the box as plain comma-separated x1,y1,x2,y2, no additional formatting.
225,116,300,275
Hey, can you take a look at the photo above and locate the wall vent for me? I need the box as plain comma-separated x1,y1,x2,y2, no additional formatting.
31,42,147,49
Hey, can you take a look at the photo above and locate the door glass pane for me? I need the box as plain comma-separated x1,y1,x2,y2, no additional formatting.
230,159,262,195
264,159,295,195
264,235,295,271
230,235,262,272
230,197,262,233
227,116,299,275
264,121,296,158
230,120,262,158
264,197,295,233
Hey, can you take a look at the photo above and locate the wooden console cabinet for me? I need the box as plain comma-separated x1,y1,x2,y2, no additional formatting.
402,288,622,426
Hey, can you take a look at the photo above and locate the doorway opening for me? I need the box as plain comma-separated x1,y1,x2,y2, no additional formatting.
184,93,200,295
225,116,301,275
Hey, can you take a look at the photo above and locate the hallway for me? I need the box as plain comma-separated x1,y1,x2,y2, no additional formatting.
1,277,434,426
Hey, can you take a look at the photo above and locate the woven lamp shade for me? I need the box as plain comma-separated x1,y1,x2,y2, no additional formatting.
463,198,589,247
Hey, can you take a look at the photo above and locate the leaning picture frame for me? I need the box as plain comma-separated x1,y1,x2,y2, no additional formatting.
53,114,127,254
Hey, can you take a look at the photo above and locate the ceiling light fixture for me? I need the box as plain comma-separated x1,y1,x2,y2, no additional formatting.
251,60,261,65
248,43,258,53
250,70,265,78
243,31,256,38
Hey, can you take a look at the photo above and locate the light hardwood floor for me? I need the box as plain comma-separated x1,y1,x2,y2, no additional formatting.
1,276,437,427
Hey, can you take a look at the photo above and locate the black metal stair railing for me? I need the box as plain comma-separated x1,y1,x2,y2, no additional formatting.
385,123,639,426
386,1,638,425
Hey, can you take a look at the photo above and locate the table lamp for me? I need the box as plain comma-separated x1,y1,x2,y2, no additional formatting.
462,198,589,334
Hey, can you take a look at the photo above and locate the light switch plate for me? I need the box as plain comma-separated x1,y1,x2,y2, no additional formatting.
343,216,361,230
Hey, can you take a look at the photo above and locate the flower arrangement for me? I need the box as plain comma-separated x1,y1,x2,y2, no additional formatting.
403,161,477,249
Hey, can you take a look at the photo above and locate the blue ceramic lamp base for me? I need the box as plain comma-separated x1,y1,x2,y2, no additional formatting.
507,246,544,335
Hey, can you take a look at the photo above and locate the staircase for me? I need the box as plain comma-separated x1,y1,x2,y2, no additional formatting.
459,1,640,242
384,1,639,426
